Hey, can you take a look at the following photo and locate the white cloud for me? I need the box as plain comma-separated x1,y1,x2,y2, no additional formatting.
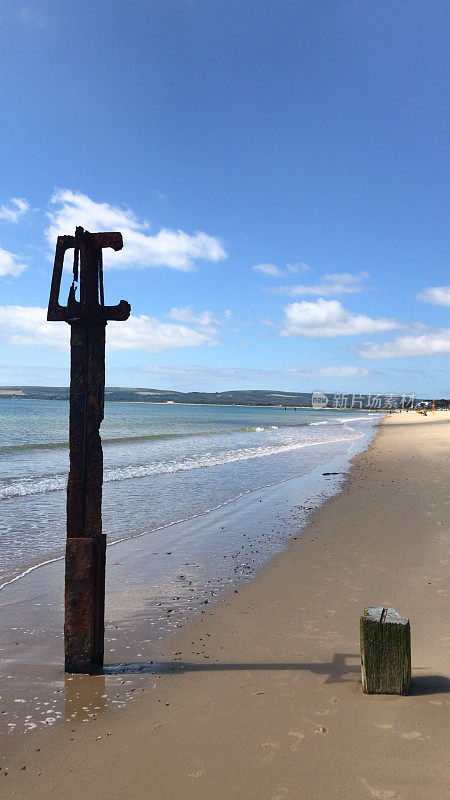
253,261,314,278
0,306,217,353
0,306,65,348
358,329,450,359
147,365,371,380
134,364,371,388
417,286,450,307
47,190,226,271
0,198,29,223
253,263,284,277
167,306,220,327
253,262,314,278
318,366,370,378
280,299,400,338
290,262,314,274
108,315,217,351
0,247,27,277
272,271,369,297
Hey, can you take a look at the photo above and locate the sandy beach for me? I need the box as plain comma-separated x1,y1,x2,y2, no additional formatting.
3,411,449,799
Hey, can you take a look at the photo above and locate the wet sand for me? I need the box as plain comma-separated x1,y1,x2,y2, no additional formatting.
3,412,450,799
0,457,352,755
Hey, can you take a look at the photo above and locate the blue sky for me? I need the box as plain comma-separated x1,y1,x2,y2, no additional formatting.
0,0,449,396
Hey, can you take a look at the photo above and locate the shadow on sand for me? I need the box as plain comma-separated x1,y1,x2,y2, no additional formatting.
410,675,450,695
103,653,361,684
101,656,450,694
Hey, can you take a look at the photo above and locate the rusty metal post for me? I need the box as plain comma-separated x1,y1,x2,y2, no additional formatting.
48,227,130,672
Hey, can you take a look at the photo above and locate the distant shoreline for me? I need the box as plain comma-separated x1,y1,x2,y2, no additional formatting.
0,387,413,410
0,393,383,411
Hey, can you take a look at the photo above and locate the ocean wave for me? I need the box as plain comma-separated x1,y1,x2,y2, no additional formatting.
1,423,289,456
337,415,377,423
239,425,280,432
310,414,381,426
0,430,363,501
0,474,67,498
0,459,350,592
0,429,215,455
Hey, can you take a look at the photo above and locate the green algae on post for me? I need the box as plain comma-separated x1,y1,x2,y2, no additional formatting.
360,606,411,695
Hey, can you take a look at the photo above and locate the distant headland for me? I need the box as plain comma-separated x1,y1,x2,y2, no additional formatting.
1,386,446,409
0,385,314,406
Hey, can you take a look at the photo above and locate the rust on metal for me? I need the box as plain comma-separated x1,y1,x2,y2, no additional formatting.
48,226,130,672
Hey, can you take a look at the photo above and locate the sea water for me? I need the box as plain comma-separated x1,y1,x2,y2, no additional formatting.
0,399,380,589
0,399,383,746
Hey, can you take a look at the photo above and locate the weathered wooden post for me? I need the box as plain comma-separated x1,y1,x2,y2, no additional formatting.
48,227,130,672
360,607,411,695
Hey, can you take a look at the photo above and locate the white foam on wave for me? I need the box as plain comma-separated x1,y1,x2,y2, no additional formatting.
0,475,67,499
338,415,379,423
103,431,364,483
311,414,382,426
239,425,279,432
0,429,364,501
0,447,354,592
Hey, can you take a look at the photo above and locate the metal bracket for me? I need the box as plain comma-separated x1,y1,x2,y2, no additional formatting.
47,227,131,323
